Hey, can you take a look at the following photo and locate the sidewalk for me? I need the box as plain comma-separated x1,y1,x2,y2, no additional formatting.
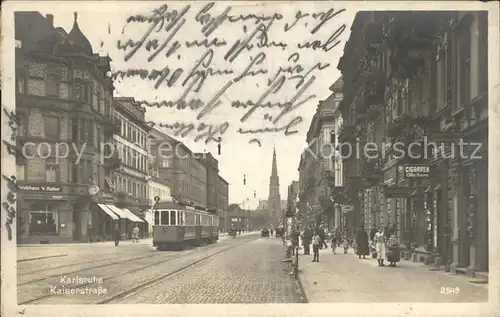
298,246,488,302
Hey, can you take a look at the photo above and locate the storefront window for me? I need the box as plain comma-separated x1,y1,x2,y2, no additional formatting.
29,203,58,235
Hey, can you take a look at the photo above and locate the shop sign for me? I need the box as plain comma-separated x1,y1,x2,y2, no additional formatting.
231,218,241,222
19,184,62,192
383,186,413,198
403,164,431,178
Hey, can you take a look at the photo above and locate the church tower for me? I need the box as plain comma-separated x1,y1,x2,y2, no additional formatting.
268,147,281,227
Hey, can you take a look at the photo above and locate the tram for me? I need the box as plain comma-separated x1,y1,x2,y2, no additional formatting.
152,199,219,251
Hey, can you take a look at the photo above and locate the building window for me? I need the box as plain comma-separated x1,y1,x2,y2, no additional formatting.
457,21,471,107
45,159,58,183
17,114,27,137
44,116,59,140
71,162,78,183
88,120,94,147
46,74,58,96
16,164,26,181
29,203,57,235
17,74,26,94
71,119,78,141
96,91,101,113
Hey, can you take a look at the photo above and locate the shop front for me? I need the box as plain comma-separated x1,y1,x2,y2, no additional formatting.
17,184,73,244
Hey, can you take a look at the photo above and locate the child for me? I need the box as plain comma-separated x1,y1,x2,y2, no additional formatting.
312,231,321,262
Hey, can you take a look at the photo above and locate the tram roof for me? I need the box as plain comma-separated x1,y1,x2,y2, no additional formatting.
153,200,216,214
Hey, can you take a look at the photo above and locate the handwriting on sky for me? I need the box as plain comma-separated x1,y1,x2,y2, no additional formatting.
113,3,346,144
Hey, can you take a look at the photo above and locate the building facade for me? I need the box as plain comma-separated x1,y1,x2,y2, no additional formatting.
297,78,342,229
337,11,488,275
218,175,229,232
148,127,207,208
15,12,120,243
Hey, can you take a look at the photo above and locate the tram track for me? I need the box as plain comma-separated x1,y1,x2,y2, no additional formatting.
18,250,170,286
95,236,256,304
18,235,257,305
18,252,149,276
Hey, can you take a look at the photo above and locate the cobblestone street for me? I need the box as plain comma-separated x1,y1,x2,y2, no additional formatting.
299,247,488,302
17,233,300,304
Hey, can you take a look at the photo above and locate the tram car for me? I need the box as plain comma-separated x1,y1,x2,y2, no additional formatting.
152,200,219,251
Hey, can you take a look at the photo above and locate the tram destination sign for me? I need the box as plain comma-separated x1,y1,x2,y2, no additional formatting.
403,164,431,178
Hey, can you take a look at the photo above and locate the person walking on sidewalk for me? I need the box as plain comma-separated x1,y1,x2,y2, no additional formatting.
132,224,140,243
113,223,120,246
312,231,321,262
302,226,313,255
356,225,369,259
331,229,338,254
290,226,300,256
374,226,387,266
386,228,400,267
318,224,328,249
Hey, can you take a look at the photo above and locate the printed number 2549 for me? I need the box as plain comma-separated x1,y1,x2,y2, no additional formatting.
440,287,460,294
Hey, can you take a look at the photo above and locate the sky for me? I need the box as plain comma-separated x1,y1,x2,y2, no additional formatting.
36,2,356,208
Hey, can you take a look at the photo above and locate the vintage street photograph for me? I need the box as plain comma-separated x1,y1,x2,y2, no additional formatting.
1,1,498,316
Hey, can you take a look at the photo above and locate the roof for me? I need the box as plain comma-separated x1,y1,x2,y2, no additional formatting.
329,76,343,92
56,12,94,56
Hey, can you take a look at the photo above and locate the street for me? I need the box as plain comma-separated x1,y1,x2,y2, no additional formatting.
17,233,300,304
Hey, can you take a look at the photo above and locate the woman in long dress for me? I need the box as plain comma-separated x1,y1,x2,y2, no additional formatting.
374,227,386,267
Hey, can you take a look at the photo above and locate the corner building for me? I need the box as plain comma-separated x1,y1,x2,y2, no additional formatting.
15,12,121,243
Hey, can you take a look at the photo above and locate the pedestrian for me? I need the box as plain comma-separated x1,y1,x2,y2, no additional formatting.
302,226,313,255
386,228,400,267
132,224,140,243
374,226,387,266
343,234,350,254
318,225,328,249
335,229,342,248
331,229,338,254
270,228,274,237
312,231,321,262
113,223,120,246
356,225,369,259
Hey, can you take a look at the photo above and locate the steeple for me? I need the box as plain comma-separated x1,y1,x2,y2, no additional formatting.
271,147,278,178
268,147,281,227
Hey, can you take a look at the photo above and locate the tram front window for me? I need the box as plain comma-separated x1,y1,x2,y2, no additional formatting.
160,210,169,225
154,210,160,225
170,210,176,225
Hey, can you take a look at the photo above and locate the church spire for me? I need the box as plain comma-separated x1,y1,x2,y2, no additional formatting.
271,147,278,178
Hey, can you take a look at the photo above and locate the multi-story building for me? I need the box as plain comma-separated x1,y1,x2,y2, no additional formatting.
297,78,341,229
112,97,150,237
148,127,207,208
218,175,229,232
337,11,488,276
196,152,219,212
15,12,120,243
331,80,345,230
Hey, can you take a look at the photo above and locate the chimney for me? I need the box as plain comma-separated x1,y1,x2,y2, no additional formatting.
46,14,54,27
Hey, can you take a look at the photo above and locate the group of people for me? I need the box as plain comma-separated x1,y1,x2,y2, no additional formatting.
112,223,140,246
356,224,400,267
288,224,354,263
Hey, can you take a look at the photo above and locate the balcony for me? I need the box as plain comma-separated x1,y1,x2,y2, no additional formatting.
386,115,430,141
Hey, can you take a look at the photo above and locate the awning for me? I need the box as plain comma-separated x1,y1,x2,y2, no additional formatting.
122,208,145,223
97,204,119,220
106,205,129,219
